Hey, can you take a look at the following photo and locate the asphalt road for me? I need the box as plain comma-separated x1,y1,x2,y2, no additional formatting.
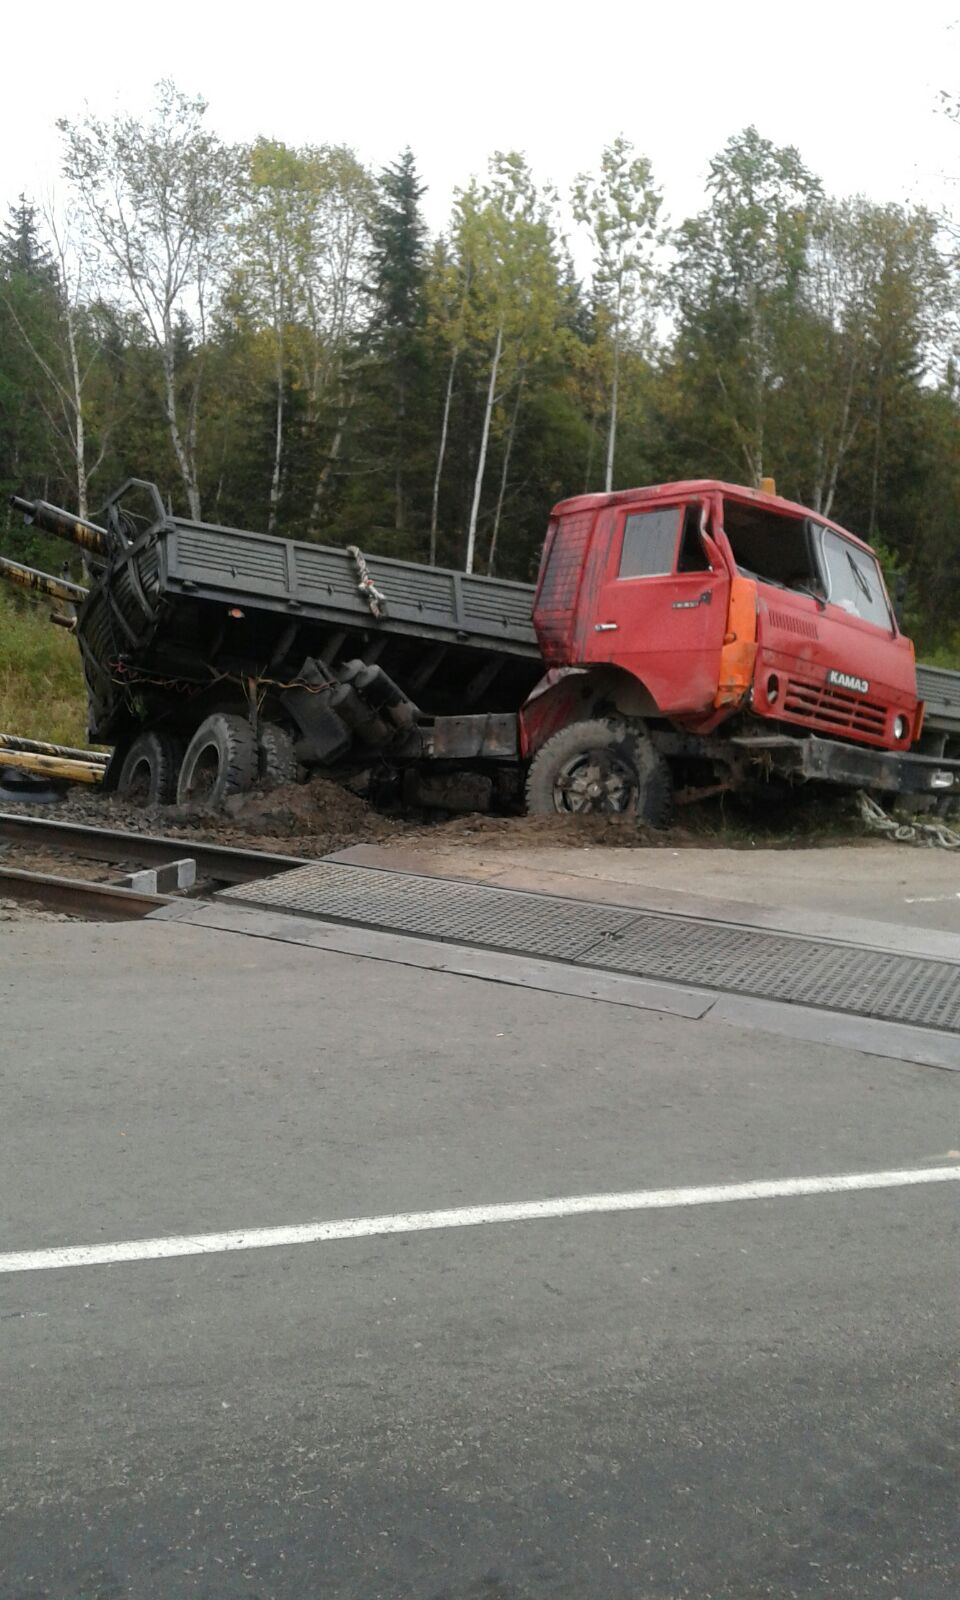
1,917,958,1599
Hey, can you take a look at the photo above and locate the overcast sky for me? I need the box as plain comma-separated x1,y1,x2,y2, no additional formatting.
3,0,959,242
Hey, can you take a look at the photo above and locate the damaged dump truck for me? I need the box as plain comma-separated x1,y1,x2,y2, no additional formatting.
6,476,960,819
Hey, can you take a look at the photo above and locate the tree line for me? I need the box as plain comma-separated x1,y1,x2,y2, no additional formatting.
1,82,958,654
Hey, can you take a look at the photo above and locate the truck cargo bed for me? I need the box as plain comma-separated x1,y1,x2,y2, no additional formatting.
73,487,544,741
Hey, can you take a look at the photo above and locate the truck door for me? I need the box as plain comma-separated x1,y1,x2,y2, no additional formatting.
584,499,730,714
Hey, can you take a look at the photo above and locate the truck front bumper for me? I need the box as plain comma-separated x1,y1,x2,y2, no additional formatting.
731,733,960,797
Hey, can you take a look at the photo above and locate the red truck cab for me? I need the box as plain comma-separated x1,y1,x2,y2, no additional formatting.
530,480,919,754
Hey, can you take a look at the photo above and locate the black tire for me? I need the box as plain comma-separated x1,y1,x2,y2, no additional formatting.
525,717,673,825
176,713,258,808
117,731,183,806
259,721,299,786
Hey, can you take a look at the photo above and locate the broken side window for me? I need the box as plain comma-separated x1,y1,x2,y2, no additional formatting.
676,504,712,573
721,500,820,592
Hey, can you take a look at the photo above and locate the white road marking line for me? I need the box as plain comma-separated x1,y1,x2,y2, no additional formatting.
2,1167,959,1276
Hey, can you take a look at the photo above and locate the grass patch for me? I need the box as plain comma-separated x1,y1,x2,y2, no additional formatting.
681,786,871,847
918,634,960,670
0,591,90,747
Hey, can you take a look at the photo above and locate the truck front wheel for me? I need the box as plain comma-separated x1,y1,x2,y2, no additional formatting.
176,713,258,808
525,718,672,825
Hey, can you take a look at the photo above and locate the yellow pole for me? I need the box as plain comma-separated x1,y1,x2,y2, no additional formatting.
0,733,108,764
0,750,103,784
0,556,88,605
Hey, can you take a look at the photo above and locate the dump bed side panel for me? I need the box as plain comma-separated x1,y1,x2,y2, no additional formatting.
916,664,960,736
164,520,538,652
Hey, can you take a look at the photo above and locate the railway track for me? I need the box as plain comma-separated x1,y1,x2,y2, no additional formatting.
0,813,308,920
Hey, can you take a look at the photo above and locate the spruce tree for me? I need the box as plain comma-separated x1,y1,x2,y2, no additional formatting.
367,148,428,536
1,194,54,282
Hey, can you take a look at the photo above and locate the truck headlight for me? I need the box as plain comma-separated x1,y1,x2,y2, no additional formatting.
893,714,909,741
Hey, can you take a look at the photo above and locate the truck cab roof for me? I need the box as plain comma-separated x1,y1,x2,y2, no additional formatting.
551,481,877,557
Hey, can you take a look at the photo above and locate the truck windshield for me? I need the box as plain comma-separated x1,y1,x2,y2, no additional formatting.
818,529,893,630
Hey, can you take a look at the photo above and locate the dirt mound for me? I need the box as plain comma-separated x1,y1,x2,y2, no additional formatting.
223,777,381,833
213,777,398,853
0,774,397,859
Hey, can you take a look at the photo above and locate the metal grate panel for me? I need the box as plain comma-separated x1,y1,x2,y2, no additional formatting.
221,862,960,1035
579,921,960,1030
225,861,638,961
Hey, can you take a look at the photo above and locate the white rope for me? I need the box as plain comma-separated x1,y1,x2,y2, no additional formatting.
857,791,960,849
346,545,387,620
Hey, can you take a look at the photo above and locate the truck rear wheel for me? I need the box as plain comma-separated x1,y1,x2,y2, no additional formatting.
258,721,299,786
176,713,258,808
117,731,182,806
525,718,672,825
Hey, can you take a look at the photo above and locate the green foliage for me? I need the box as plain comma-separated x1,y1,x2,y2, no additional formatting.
1,196,55,282
0,97,958,674
672,127,822,487
363,148,430,536
919,632,960,669
573,137,662,491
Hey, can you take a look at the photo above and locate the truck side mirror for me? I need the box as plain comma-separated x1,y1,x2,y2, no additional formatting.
893,574,908,629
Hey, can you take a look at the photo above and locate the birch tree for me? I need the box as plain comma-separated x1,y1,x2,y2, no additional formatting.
234,141,318,531
426,236,471,563
58,81,239,519
296,148,375,531
460,154,561,573
673,127,821,487
485,204,567,574
0,203,115,519
573,139,661,492
858,207,949,538
795,200,945,518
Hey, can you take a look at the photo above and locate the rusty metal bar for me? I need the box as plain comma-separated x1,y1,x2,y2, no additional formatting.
0,866,171,919
0,813,308,885
0,734,108,763
0,556,88,605
9,495,112,558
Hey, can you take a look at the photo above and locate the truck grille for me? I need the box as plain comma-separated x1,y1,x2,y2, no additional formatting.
784,675,888,739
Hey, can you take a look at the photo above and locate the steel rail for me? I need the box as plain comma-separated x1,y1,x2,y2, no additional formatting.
0,812,309,885
0,866,172,919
